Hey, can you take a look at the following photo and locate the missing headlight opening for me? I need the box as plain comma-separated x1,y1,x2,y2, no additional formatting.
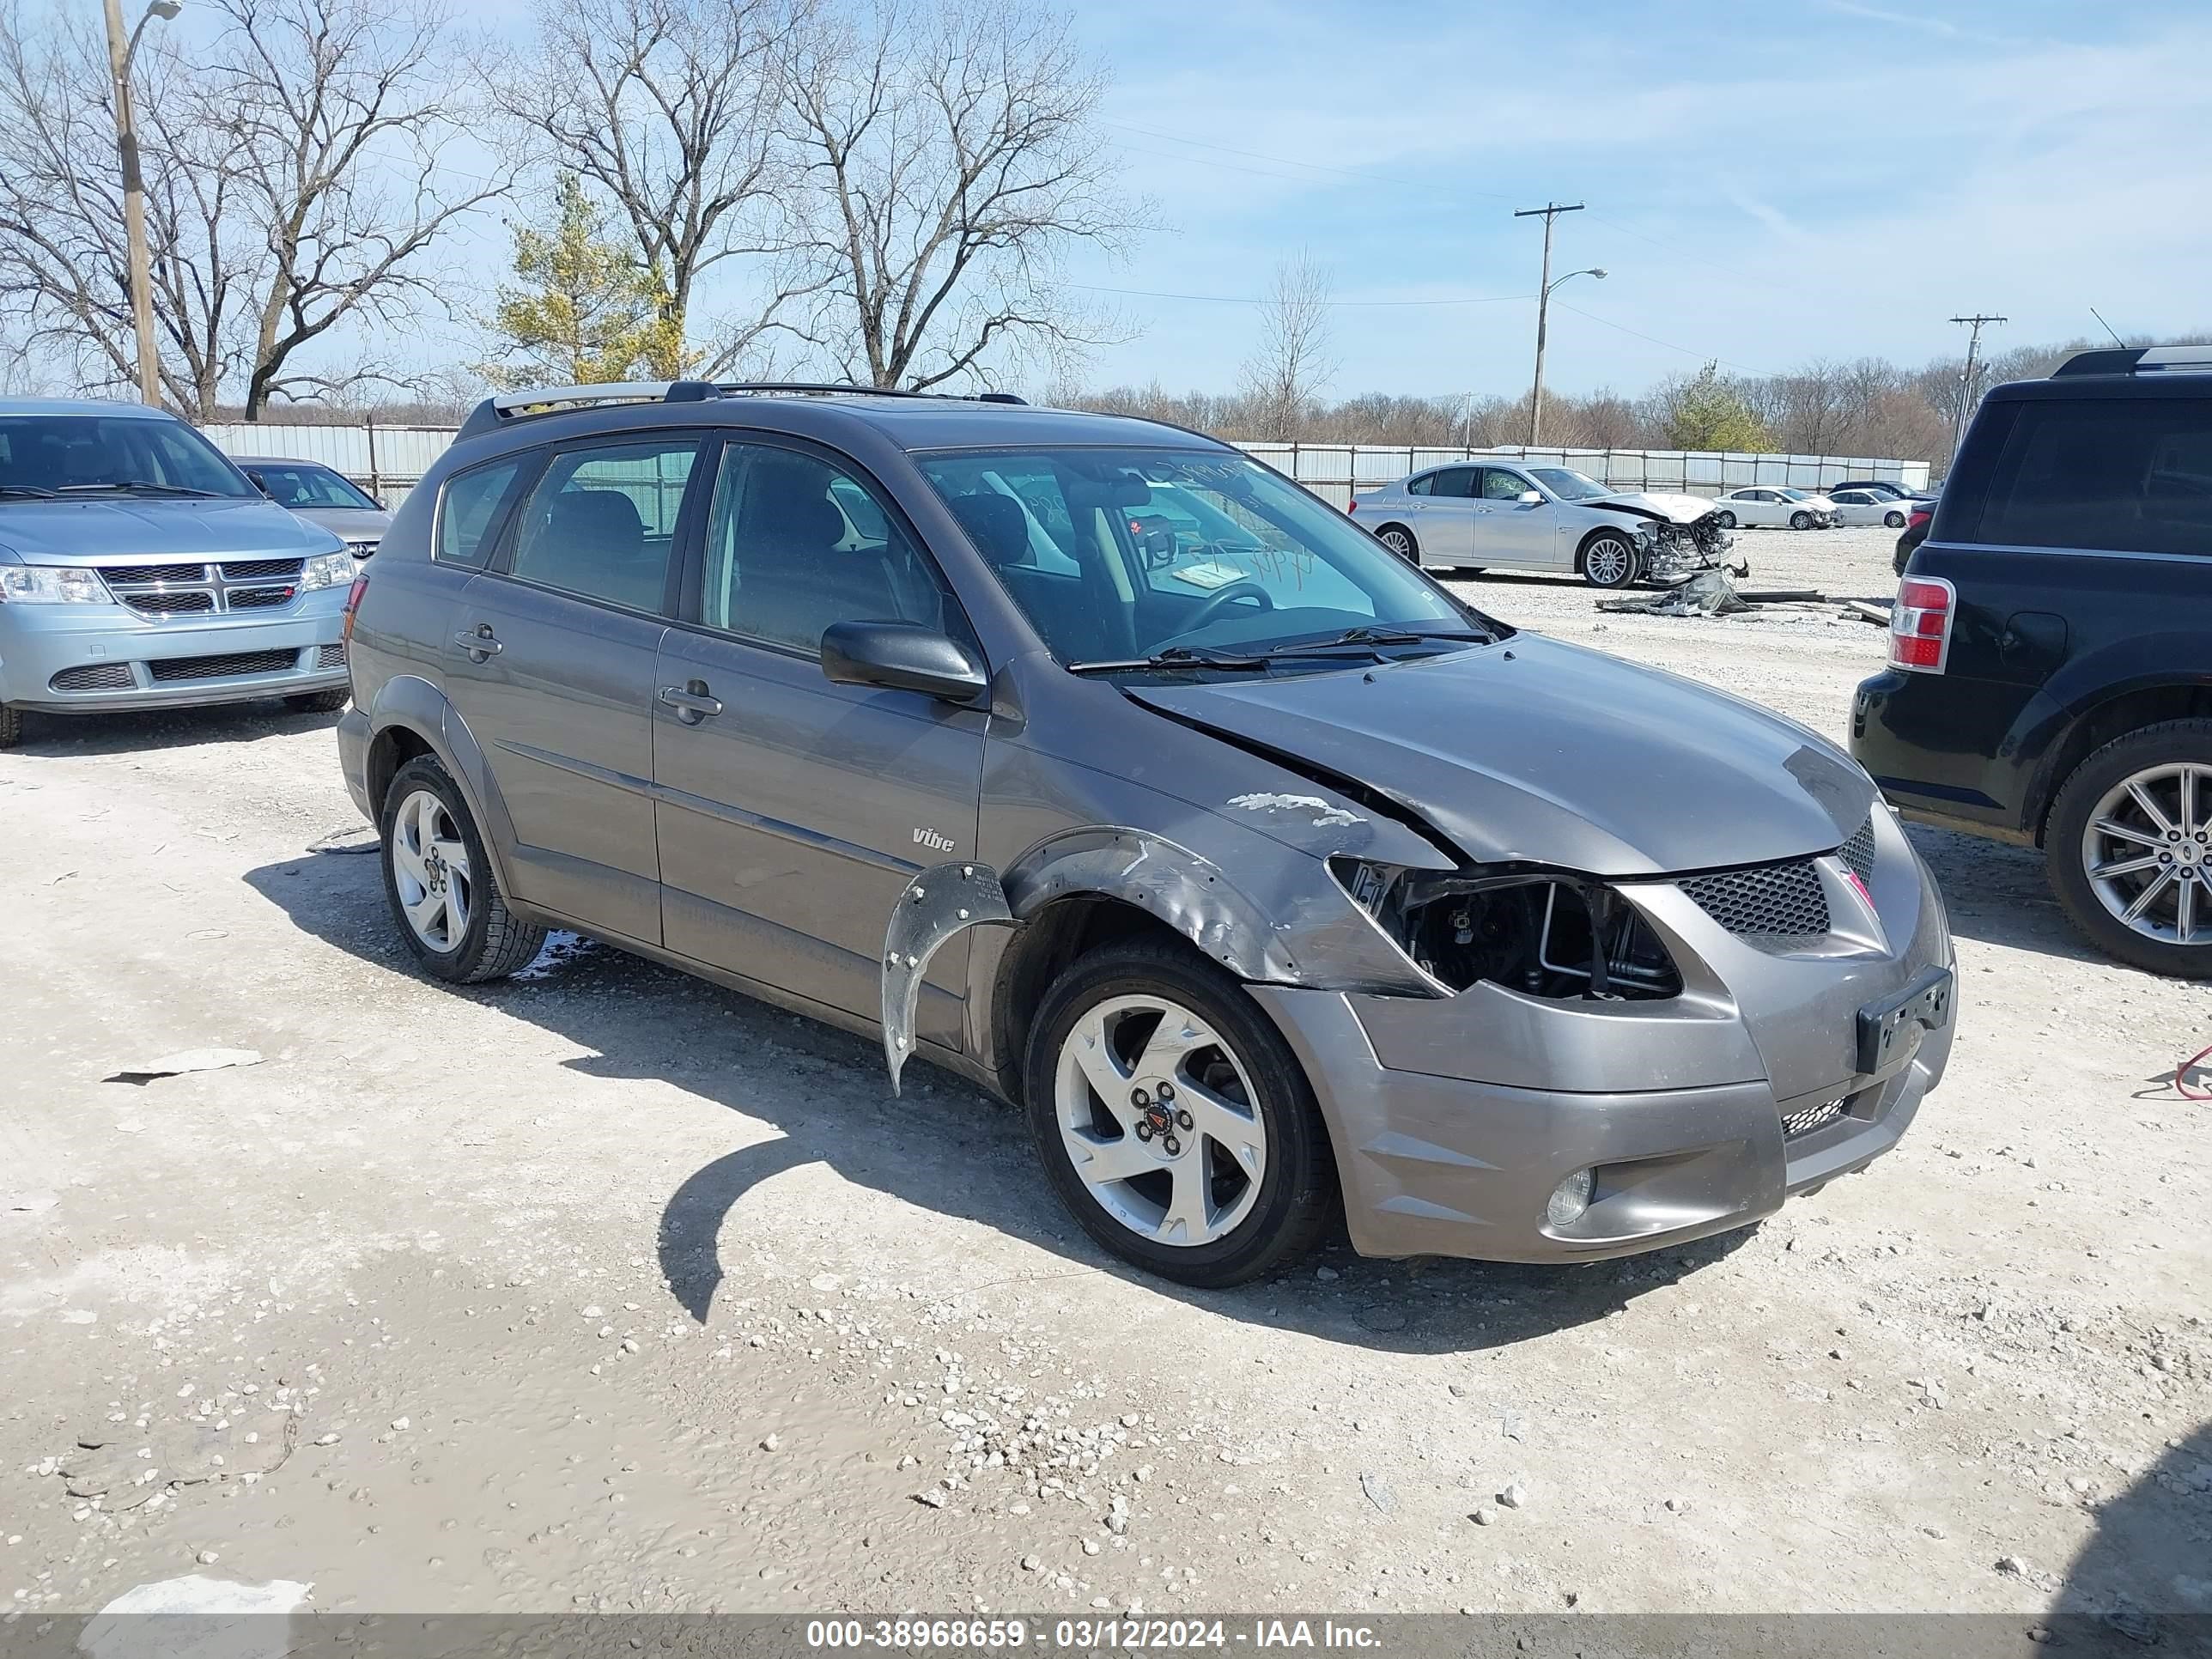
1334,860,1682,1000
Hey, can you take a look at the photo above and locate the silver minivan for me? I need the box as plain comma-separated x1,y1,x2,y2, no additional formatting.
0,398,356,747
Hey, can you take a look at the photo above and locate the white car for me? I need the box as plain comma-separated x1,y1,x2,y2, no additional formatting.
1710,487,1838,530
1823,488,1915,529
1348,462,1735,588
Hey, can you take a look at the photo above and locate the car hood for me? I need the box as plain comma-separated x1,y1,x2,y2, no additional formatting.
1582,490,1719,526
287,505,390,542
0,498,346,562
1127,634,1875,877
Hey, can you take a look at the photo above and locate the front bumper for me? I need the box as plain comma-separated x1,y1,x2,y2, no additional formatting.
1252,807,1955,1263
0,594,348,714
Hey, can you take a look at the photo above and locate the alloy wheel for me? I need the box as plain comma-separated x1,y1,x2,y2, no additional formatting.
2080,762,2212,946
1583,536,1633,586
390,787,474,952
1054,994,1267,1247
1379,527,1416,562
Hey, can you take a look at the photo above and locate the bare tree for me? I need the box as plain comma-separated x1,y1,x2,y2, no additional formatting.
499,0,813,378
1237,253,1335,441
778,0,1135,391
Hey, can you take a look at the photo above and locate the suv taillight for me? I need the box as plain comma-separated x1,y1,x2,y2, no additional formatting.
341,574,369,642
1907,507,1932,529
1889,575,1954,673
1346,499,1358,513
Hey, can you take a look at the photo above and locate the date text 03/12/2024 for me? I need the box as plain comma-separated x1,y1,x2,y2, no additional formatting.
804,1618,1384,1650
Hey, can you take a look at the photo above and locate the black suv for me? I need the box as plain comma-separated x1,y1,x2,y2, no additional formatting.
1851,345,2212,977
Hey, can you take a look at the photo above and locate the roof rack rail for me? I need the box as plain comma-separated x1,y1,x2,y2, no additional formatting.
456,379,1026,441
2052,344,2212,378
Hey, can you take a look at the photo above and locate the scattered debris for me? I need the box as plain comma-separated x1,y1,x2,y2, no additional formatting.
1598,568,1752,618
106,1048,264,1085
307,826,380,856
1498,1481,1530,1510
1843,599,1894,626
1736,588,1826,604
1359,1471,1397,1515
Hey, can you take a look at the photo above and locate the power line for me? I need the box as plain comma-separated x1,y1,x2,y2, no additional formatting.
1070,282,1532,308
1948,312,2007,459
1553,301,1767,375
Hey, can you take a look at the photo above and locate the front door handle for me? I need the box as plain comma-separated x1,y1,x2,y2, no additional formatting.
453,626,502,661
658,682,724,724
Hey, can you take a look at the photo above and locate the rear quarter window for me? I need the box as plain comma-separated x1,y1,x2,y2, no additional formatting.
1957,397,2212,557
434,458,526,567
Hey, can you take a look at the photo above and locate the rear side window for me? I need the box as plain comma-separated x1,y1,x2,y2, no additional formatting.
1428,467,1478,498
1966,398,2212,557
435,459,523,567
507,439,701,612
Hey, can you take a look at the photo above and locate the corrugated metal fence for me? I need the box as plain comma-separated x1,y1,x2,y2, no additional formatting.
199,421,1932,513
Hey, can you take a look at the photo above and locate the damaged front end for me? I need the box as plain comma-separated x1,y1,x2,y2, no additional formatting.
1330,858,1682,1001
1633,513,1747,585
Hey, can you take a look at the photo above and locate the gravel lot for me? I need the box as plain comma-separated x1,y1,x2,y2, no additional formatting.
2,524,2207,1628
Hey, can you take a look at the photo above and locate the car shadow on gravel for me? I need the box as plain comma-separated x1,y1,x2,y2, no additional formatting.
1901,822,2111,965
2056,1419,2212,1642
9,699,340,758
246,848,1757,1358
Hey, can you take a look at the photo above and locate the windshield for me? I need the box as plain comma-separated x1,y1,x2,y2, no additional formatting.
914,447,1480,669
248,462,378,511
1528,467,1609,501
0,414,256,498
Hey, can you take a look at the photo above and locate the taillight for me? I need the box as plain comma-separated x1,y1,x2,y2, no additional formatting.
1346,499,1358,513
1907,507,1932,529
341,574,369,643
1889,575,1954,673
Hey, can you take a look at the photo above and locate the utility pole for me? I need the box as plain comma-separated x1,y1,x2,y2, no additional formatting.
102,0,180,407
1516,202,1583,447
1948,312,2006,469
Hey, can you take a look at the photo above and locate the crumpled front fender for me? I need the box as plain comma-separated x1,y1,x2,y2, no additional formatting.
879,824,1446,1092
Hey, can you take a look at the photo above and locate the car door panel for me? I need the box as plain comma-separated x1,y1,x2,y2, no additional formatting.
1474,468,1559,567
1414,467,1477,566
653,438,987,1045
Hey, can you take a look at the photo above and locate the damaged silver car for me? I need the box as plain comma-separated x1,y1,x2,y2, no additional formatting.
337,383,1955,1287
1350,461,1743,588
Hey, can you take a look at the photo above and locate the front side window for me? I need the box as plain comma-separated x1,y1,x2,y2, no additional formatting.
249,463,380,511
0,415,255,498
1966,398,2212,557
507,439,698,611
434,459,523,567
1528,467,1608,501
699,442,957,652
1480,468,1532,501
915,447,1475,668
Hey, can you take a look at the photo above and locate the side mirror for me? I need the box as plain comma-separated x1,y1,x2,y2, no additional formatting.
1516,489,1545,506
245,471,271,496
820,620,988,705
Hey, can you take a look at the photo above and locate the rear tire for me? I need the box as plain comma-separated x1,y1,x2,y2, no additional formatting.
0,704,21,749
1579,531,1640,589
380,756,546,984
1023,939,1337,1287
287,689,350,714
1375,524,1419,565
2045,720,2212,979
1790,511,1813,530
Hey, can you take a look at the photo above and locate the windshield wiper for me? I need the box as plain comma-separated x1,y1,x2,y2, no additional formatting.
1310,624,1492,647
57,480,224,498
1066,645,1276,675
0,483,58,498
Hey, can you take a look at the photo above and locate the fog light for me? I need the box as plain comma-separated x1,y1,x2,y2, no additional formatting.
1546,1169,1594,1229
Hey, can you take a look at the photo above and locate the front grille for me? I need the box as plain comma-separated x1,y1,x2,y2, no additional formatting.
1782,1095,1850,1139
226,586,297,610
122,590,216,616
148,648,301,683
315,642,347,668
221,557,304,580
99,562,205,585
1680,860,1831,943
1838,815,1876,884
49,662,135,691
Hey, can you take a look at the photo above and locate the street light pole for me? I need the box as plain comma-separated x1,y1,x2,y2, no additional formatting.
102,0,180,408
1948,312,2006,471
1515,202,1584,447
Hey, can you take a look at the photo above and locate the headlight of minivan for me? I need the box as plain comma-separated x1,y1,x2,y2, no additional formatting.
300,551,356,590
0,565,109,604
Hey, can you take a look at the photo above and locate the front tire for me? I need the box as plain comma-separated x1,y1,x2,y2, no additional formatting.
1884,510,1907,529
1790,511,1814,530
1579,532,1641,589
1714,510,1737,529
1375,524,1419,566
1024,939,1337,1287
287,689,350,714
380,756,546,983
2046,722,2212,979
0,704,21,749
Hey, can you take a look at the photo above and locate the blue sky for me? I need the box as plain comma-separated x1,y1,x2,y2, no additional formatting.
1046,0,2212,398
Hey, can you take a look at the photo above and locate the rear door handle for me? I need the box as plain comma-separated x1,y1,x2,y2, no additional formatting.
453,627,502,661
659,683,724,724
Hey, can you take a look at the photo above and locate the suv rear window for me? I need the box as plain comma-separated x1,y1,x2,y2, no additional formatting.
1961,398,2212,557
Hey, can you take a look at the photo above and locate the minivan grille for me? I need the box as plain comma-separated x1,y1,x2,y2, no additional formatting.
227,586,297,610
100,555,301,617
148,648,301,683
315,642,347,668
49,662,136,691
99,562,206,586
221,557,304,580
121,590,216,615
1680,860,1831,943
